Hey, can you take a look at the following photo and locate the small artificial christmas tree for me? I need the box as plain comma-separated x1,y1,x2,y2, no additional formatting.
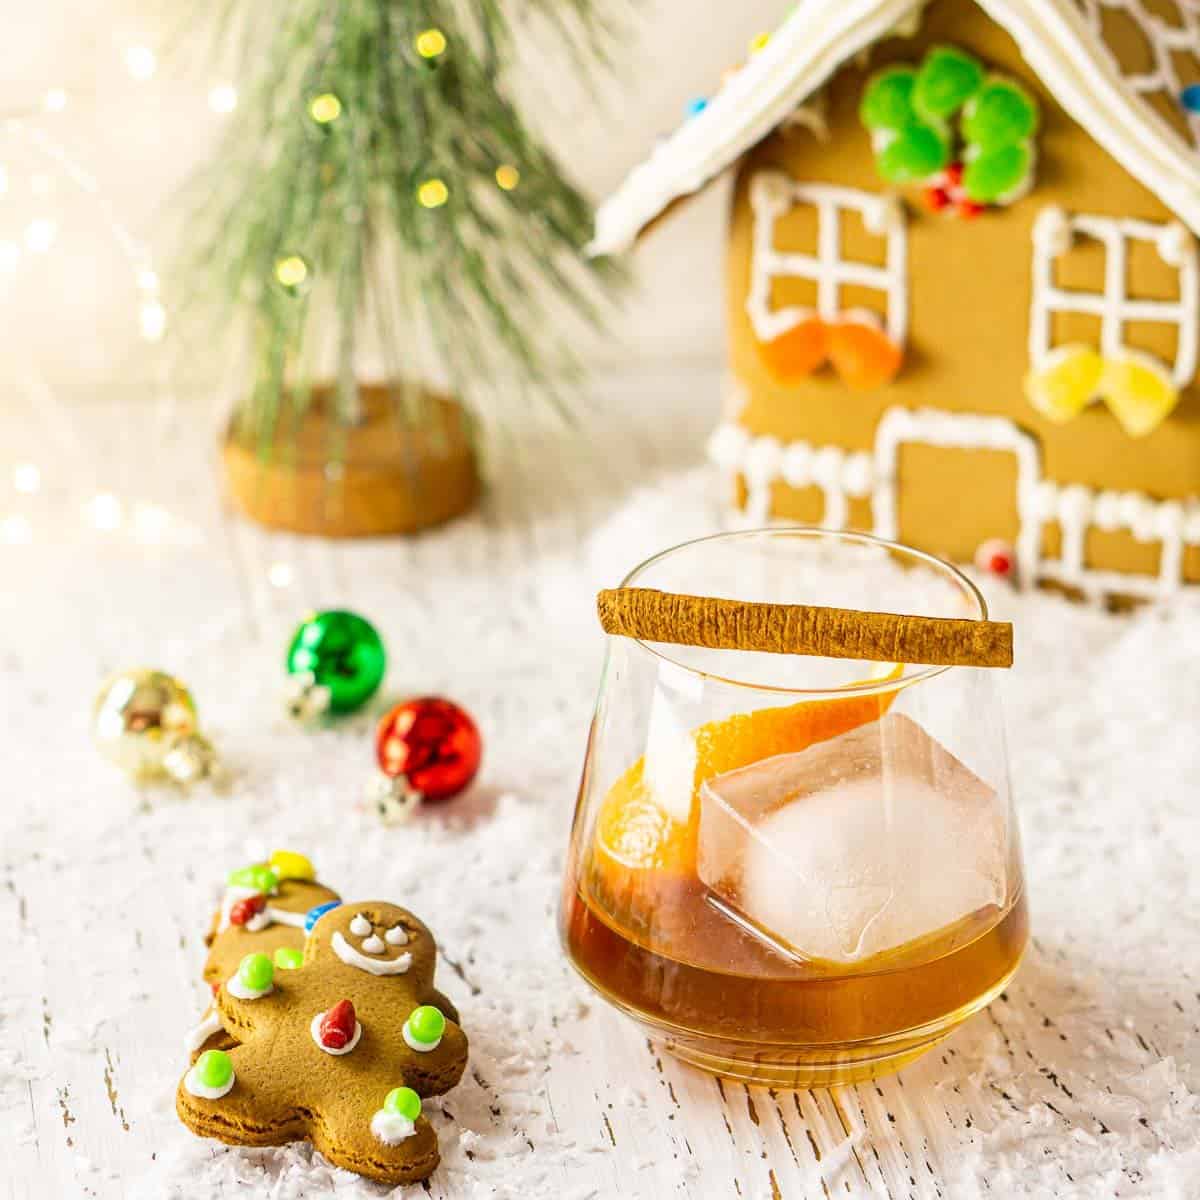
182,0,617,534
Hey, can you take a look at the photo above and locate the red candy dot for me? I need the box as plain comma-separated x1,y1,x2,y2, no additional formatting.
945,161,964,188
924,186,950,212
958,199,985,220
210,981,221,997
319,999,357,1049
229,894,267,927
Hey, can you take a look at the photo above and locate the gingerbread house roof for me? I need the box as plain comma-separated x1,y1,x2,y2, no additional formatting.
591,0,1200,254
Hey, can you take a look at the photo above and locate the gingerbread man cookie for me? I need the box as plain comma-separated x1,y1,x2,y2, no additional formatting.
185,850,342,1059
177,901,468,1186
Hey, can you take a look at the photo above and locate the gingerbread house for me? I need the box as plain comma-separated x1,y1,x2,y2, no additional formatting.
594,0,1200,600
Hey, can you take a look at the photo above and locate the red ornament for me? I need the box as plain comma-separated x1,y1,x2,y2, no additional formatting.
974,537,1016,579
375,697,482,802
319,999,357,1049
229,894,267,927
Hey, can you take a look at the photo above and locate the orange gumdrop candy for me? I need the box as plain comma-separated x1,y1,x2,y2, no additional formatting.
827,320,903,390
587,685,898,930
756,317,829,382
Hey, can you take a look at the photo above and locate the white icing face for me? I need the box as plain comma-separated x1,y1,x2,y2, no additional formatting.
361,934,385,954
385,924,408,946
349,913,372,937
331,931,412,976
310,1010,363,1056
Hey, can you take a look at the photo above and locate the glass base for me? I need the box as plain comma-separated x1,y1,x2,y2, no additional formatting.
652,957,1023,1089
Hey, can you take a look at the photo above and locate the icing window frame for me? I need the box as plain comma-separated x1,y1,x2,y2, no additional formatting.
746,171,908,347
1028,206,1199,387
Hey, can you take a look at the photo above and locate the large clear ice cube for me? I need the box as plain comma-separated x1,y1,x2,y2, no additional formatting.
697,713,1007,964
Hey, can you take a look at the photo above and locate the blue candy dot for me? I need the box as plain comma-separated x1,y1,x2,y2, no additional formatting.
685,96,708,118
1181,84,1200,113
304,900,341,932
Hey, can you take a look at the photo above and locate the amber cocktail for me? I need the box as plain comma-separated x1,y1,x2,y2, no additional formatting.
559,529,1028,1087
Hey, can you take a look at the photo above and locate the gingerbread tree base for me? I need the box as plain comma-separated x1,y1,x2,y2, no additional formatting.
221,383,479,538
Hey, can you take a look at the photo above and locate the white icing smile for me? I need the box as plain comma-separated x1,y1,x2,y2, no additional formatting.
310,1010,363,1056
332,931,412,975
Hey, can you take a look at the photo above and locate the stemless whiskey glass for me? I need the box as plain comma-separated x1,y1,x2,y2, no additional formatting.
560,529,1028,1087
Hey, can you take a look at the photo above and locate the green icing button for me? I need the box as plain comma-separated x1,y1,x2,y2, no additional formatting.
384,1086,422,1120
963,142,1032,202
228,864,279,893
877,123,949,182
273,947,303,970
238,952,275,993
912,46,983,121
962,79,1038,149
406,1005,446,1044
860,67,916,131
195,1049,232,1089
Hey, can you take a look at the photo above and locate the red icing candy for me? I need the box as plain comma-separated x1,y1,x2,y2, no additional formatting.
319,999,357,1049
229,894,267,927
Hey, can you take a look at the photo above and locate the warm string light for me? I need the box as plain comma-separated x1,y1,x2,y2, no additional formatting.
494,164,520,191
208,84,237,114
124,46,158,81
308,93,342,124
268,562,294,588
417,178,449,208
13,463,40,493
415,29,447,59
274,254,310,289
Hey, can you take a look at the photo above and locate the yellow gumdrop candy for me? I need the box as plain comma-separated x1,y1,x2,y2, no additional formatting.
268,849,315,882
1024,344,1103,423
1099,352,1179,437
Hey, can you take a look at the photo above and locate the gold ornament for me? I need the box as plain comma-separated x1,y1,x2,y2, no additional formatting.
91,669,219,784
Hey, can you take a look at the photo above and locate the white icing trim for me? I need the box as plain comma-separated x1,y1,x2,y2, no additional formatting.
589,0,1200,256
183,1010,222,1054
371,1109,416,1145
709,410,1200,599
331,930,412,975
746,174,908,345
310,1011,363,1056
403,1025,442,1053
226,972,273,1001
264,906,307,929
184,1061,235,1100
1030,208,1199,387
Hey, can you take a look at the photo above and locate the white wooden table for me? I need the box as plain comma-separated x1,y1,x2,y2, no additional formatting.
2,373,1198,1199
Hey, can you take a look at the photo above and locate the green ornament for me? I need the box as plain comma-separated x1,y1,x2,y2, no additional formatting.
962,79,1038,149
286,610,386,715
877,124,949,182
963,142,1032,202
384,1086,422,1120
238,952,275,993
195,1049,233,1089
912,46,984,120
406,1005,445,1044
228,864,279,893
273,947,304,970
860,67,916,131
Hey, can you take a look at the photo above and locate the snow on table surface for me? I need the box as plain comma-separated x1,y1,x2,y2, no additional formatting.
2,378,1199,1200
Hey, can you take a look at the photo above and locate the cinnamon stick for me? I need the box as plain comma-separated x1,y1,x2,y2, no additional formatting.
597,588,1013,669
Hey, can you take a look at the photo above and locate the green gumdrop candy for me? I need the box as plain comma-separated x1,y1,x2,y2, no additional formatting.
912,46,983,120
962,79,1038,148
273,947,303,970
195,1049,232,1089
384,1086,422,1120
877,124,949,182
239,952,275,992
963,142,1032,202
407,1005,446,1043
860,67,916,131
228,865,279,893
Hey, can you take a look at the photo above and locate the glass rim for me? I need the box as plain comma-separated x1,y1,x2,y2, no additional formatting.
617,526,989,698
